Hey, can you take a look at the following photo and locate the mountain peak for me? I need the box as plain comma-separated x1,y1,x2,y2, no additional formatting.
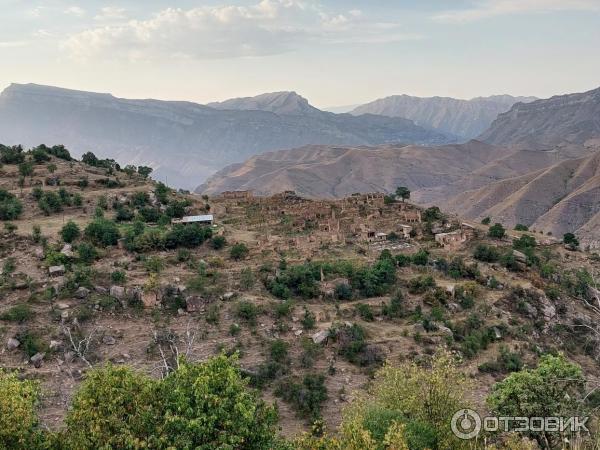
208,91,319,115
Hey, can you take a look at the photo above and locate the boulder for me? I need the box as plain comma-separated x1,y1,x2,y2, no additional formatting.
222,292,236,301
110,285,126,300
49,340,62,351
60,244,74,258
142,291,158,308
34,248,44,259
30,352,45,368
56,302,70,310
75,287,90,299
6,337,20,350
102,335,116,345
438,325,453,338
185,295,205,313
49,265,66,277
311,329,330,345
513,250,527,263
94,286,108,294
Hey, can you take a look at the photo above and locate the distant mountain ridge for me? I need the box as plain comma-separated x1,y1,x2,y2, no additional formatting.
352,94,537,139
0,84,451,189
200,85,600,247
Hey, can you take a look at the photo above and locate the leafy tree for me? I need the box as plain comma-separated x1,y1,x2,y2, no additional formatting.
137,166,153,179
61,364,159,449
47,163,57,173
78,242,98,264
395,186,411,202
514,223,528,231
211,235,227,250
60,220,80,243
18,161,34,178
0,189,23,220
30,146,50,163
156,355,279,449
481,217,491,225
230,242,249,260
0,144,25,164
488,353,585,447
335,282,353,301
123,165,137,176
563,232,579,248
81,152,99,166
0,371,43,449
473,244,500,262
84,218,120,246
422,206,442,222
488,223,506,239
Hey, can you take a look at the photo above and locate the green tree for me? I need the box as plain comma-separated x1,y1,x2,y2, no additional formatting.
0,189,23,220
61,364,158,449
481,217,491,225
488,223,506,239
422,206,442,223
60,220,81,243
514,223,528,231
395,186,411,202
563,232,579,249
488,353,585,448
0,371,43,449
156,355,279,449
137,166,153,179
230,242,249,260
18,161,34,178
211,235,227,250
84,218,120,246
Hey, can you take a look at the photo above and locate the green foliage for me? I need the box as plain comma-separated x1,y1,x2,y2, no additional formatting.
334,282,352,300
513,234,536,250
111,270,127,284
0,144,25,164
481,217,491,225
395,186,411,202
411,249,429,266
240,267,255,290
60,220,80,243
18,161,34,177
164,224,212,249
77,242,98,264
0,189,23,220
488,353,585,447
563,232,579,248
301,307,316,330
276,373,328,420
382,290,405,319
37,191,62,215
0,303,33,323
46,144,72,161
488,223,506,239
473,244,500,262
15,330,47,358
137,166,153,179
355,303,375,321
514,223,529,231
84,218,120,247
479,346,523,374
408,275,435,294
236,300,259,326
210,235,227,250
0,371,43,449
230,242,249,260
422,206,443,222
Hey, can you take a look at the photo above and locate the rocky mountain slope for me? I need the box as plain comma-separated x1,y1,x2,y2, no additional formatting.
200,85,600,244
0,84,451,190
351,94,537,139
479,86,600,149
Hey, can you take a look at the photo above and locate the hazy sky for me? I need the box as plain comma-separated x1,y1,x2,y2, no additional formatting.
1,0,599,107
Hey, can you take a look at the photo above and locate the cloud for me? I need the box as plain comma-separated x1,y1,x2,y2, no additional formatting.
433,0,600,23
64,6,86,17
95,6,127,21
62,0,414,61
0,40,28,48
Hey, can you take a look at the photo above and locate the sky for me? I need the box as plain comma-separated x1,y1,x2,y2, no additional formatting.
1,0,599,108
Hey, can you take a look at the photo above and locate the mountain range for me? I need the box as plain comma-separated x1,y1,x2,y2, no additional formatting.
0,84,451,189
351,94,537,139
199,86,600,248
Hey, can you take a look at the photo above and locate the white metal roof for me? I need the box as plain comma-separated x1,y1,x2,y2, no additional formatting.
180,215,213,223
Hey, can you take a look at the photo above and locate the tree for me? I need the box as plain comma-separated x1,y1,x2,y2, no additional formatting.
77,242,98,264
61,365,159,449
514,223,528,231
563,232,579,249
0,189,23,220
84,218,120,246
395,186,411,202
60,220,81,243
47,163,57,173
422,206,442,222
156,355,279,449
488,353,585,448
0,371,43,449
488,223,506,239
230,242,249,260
123,165,137,177
211,235,227,250
81,152,99,166
18,161,34,178
137,166,153,179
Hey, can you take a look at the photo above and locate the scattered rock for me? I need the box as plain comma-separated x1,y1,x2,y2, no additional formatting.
438,325,453,338
513,250,527,263
57,302,70,310
312,329,329,345
110,285,126,300
222,292,235,301
102,335,116,346
75,287,90,299
49,340,62,351
6,337,20,350
413,323,426,334
30,352,45,368
34,248,45,259
49,265,66,277
95,286,108,294
60,244,74,258
185,295,205,313
294,329,303,336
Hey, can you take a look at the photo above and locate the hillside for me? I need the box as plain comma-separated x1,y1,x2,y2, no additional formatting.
197,141,505,198
480,86,600,149
351,94,537,139
0,84,452,190
2,143,600,447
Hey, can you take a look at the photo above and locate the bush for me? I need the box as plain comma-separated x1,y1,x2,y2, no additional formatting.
77,242,98,264
473,244,500,262
514,223,528,231
481,217,491,225
269,339,289,363
411,249,429,266
301,308,316,330
111,270,127,284
0,304,33,323
84,218,120,246
275,374,328,420
334,282,352,300
383,290,404,318
60,221,81,243
0,144,25,164
488,223,506,239
0,371,42,448
230,243,249,260
355,303,375,321
164,224,212,249
38,191,62,215
408,275,435,294
235,300,259,325
0,189,23,220
211,235,227,250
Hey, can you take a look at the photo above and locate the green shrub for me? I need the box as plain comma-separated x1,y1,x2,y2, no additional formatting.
334,282,352,300
0,189,23,220
77,242,98,264
210,235,227,250
60,221,81,243
275,373,327,420
408,275,435,294
473,244,500,262
230,243,249,260
235,300,259,326
514,223,529,231
0,304,33,323
488,223,506,239
355,303,375,321
84,218,120,246
301,308,316,330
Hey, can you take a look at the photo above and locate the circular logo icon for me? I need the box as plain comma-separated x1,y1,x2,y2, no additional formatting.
451,409,482,440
